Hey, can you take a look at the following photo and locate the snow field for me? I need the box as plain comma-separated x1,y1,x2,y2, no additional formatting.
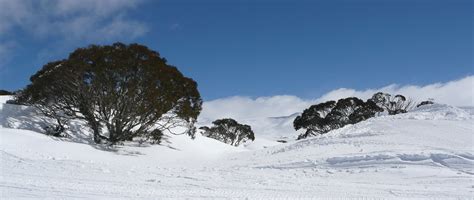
1,96,473,199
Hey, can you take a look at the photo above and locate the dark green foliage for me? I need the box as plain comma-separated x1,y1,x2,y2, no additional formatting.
348,100,384,123
294,101,336,139
416,100,434,108
200,118,255,146
0,90,13,95
294,97,383,140
16,43,202,144
370,92,413,115
326,97,365,125
293,101,336,131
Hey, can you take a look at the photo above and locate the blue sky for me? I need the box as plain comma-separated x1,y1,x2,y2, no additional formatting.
0,0,472,100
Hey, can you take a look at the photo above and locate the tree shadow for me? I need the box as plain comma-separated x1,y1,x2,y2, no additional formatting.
0,102,182,154
158,134,182,151
0,103,49,133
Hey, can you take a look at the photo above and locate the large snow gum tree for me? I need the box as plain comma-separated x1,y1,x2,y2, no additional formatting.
16,43,202,144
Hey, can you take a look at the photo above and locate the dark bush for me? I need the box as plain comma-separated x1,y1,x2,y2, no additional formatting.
416,100,434,108
200,118,255,146
370,92,413,115
348,100,383,123
294,97,383,140
0,90,13,95
5,99,22,105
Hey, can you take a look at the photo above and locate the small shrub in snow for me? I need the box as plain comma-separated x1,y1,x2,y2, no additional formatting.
370,92,413,115
416,100,434,108
5,99,21,105
200,118,255,146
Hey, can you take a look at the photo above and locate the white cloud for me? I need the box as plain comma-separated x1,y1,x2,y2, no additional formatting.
199,76,474,122
96,16,148,40
0,0,30,35
53,0,140,16
199,95,316,122
0,0,147,41
0,0,147,69
316,76,474,107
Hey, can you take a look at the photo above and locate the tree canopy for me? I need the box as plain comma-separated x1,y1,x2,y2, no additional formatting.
200,118,255,146
370,92,412,115
16,43,202,144
294,96,383,140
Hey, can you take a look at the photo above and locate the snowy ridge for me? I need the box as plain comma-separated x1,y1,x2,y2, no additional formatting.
391,103,472,120
0,97,241,165
197,112,301,149
242,112,300,140
257,104,472,163
1,97,473,198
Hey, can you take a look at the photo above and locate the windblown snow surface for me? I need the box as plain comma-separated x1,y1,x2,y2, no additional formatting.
0,95,473,199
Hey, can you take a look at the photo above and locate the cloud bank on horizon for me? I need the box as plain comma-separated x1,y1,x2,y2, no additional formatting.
199,76,474,122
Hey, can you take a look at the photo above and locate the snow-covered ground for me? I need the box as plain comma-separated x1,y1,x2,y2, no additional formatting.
1,95,473,199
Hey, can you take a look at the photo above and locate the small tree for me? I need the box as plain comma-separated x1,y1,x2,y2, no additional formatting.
370,92,413,115
200,118,255,146
416,99,435,108
16,43,202,144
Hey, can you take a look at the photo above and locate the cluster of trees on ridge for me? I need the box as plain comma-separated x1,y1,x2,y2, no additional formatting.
3,42,433,146
294,92,415,139
0,90,14,95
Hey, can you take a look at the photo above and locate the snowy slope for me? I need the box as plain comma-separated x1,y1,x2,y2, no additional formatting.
197,112,300,150
241,112,300,140
1,96,473,199
232,113,301,150
0,96,241,165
